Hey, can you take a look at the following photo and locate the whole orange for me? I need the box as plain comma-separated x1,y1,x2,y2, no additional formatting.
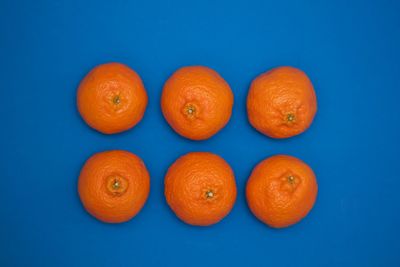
164,152,237,226
77,63,148,134
161,66,234,140
247,66,317,138
246,155,318,228
78,150,150,223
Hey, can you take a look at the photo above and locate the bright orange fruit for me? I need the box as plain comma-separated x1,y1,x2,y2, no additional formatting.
161,66,234,140
78,150,150,223
77,63,148,134
246,155,318,228
164,152,237,226
247,66,317,138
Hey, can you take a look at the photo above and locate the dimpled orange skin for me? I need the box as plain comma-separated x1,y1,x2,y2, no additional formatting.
77,63,148,134
165,152,237,226
78,150,150,223
246,155,318,228
247,66,317,138
161,66,234,140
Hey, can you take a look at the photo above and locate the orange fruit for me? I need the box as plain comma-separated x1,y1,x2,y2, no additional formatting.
164,152,237,226
78,150,150,223
77,62,148,134
246,155,318,228
247,66,317,138
161,66,234,140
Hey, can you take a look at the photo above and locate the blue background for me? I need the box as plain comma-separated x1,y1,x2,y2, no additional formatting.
1,0,399,266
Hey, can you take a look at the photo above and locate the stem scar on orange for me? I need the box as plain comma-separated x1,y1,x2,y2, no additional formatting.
246,155,318,228
77,62,148,134
161,66,234,140
78,150,150,223
164,152,237,226
247,66,317,138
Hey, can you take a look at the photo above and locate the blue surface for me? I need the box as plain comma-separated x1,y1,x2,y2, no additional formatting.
1,0,399,266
